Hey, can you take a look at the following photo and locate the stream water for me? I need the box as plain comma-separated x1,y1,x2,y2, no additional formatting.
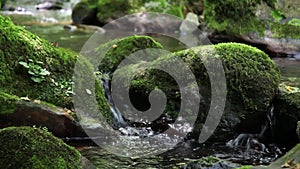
2,1,300,168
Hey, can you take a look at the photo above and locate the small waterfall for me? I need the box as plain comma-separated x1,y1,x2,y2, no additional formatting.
99,75,128,129
226,105,276,152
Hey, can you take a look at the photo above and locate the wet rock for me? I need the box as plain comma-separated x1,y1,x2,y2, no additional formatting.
184,0,204,15
0,126,82,169
208,32,300,58
182,156,240,169
255,143,300,169
64,23,105,34
36,1,63,10
273,83,300,147
0,91,86,138
71,1,100,25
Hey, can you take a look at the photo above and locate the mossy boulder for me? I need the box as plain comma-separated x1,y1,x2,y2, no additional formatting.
0,15,112,126
204,0,274,35
273,83,300,147
0,126,81,169
72,0,132,26
71,1,100,25
204,0,300,58
0,14,76,108
96,0,132,25
113,43,280,141
71,0,185,27
96,35,163,74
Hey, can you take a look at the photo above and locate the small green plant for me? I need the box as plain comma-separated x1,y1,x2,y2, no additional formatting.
271,9,285,22
19,59,50,83
288,18,300,26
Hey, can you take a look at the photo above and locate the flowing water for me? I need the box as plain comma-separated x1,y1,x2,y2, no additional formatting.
2,1,300,168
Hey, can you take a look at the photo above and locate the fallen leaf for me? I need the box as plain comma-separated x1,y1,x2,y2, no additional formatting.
33,100,41,104
20,96,30,101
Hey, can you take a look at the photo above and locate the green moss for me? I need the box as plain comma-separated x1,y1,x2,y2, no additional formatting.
0,91,19,114
96,0,132,23
272,83,300,146
0,126,81,169
270,22,300,39
0,15,112,122
113,42,279,140
97,35,163,73
124,43,279,113
277,83,300,109
0,15,78,108
212,43,279,111
203,0,275,35
235,166,253,169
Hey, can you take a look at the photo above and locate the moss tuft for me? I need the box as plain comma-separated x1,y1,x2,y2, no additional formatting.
270,22,300,39
0,91,19,115
0,126,81,169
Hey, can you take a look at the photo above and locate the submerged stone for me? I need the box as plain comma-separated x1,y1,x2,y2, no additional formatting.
0,126,82,169
255,143,300,169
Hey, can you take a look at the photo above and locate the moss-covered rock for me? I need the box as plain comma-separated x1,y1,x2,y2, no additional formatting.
273,83,300,147
204,0,275,35
96,0,132,25
204,0,300,58
0,126,81,169
71,0,132,26
71,0,100,25
0,15,76,108
96,35,163,74
72,0,185,27
0,15,112,126
114,42,280,141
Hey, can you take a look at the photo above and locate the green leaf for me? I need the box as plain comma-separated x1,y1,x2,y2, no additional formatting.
28,70,35,75
31,77,42,83
19,61,29,68
271,9,285,22
36,61,43,64
39,69,50,76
